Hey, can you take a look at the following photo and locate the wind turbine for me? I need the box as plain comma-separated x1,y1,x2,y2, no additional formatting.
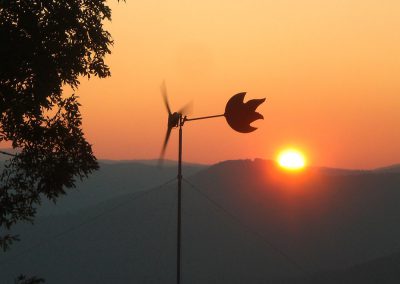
159,82,266,284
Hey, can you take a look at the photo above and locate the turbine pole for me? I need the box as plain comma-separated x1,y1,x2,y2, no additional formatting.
177,115,183,284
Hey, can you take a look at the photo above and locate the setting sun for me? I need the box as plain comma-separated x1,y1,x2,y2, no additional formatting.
277,149,307,170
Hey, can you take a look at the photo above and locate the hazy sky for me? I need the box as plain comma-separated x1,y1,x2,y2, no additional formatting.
74,0,400,169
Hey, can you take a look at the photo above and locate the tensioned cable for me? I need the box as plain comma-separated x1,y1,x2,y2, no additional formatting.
0,150,16,157
182,177,312,278
0,177,177,265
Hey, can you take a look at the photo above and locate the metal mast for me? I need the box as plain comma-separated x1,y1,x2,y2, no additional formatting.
177,115,183,284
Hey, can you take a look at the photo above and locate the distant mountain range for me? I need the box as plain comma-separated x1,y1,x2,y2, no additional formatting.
1,159,400,283
373,164,400,173
1,155,206,215
295,251,400,283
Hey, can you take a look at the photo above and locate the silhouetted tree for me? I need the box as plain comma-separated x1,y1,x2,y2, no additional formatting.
0,0,123,250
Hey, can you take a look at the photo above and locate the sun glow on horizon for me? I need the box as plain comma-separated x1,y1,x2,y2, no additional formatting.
277,149,307,171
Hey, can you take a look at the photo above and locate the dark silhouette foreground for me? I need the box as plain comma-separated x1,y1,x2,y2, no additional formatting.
0,0,123,251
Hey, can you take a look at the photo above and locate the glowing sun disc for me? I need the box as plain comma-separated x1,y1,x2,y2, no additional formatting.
277,149,306,170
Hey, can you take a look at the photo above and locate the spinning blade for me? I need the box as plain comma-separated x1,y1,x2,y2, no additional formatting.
159,126,173,165
161,81,172,115
158,81,188,166
178,101,193,117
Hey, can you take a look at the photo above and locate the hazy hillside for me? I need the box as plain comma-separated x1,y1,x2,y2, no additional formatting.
35,160,205,215
1,159,400,283
292,251,400,283
373,164,400,173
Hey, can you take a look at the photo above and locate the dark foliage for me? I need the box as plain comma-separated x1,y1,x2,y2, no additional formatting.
0,0,122,250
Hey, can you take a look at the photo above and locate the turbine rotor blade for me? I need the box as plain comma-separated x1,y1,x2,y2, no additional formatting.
161,81,172,115
178,101,193,116
158,126,173,166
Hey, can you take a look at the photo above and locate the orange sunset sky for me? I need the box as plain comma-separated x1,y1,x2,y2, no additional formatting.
73,0,400,169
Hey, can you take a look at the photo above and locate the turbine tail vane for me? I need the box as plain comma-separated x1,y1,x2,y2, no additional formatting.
224,92,266,133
